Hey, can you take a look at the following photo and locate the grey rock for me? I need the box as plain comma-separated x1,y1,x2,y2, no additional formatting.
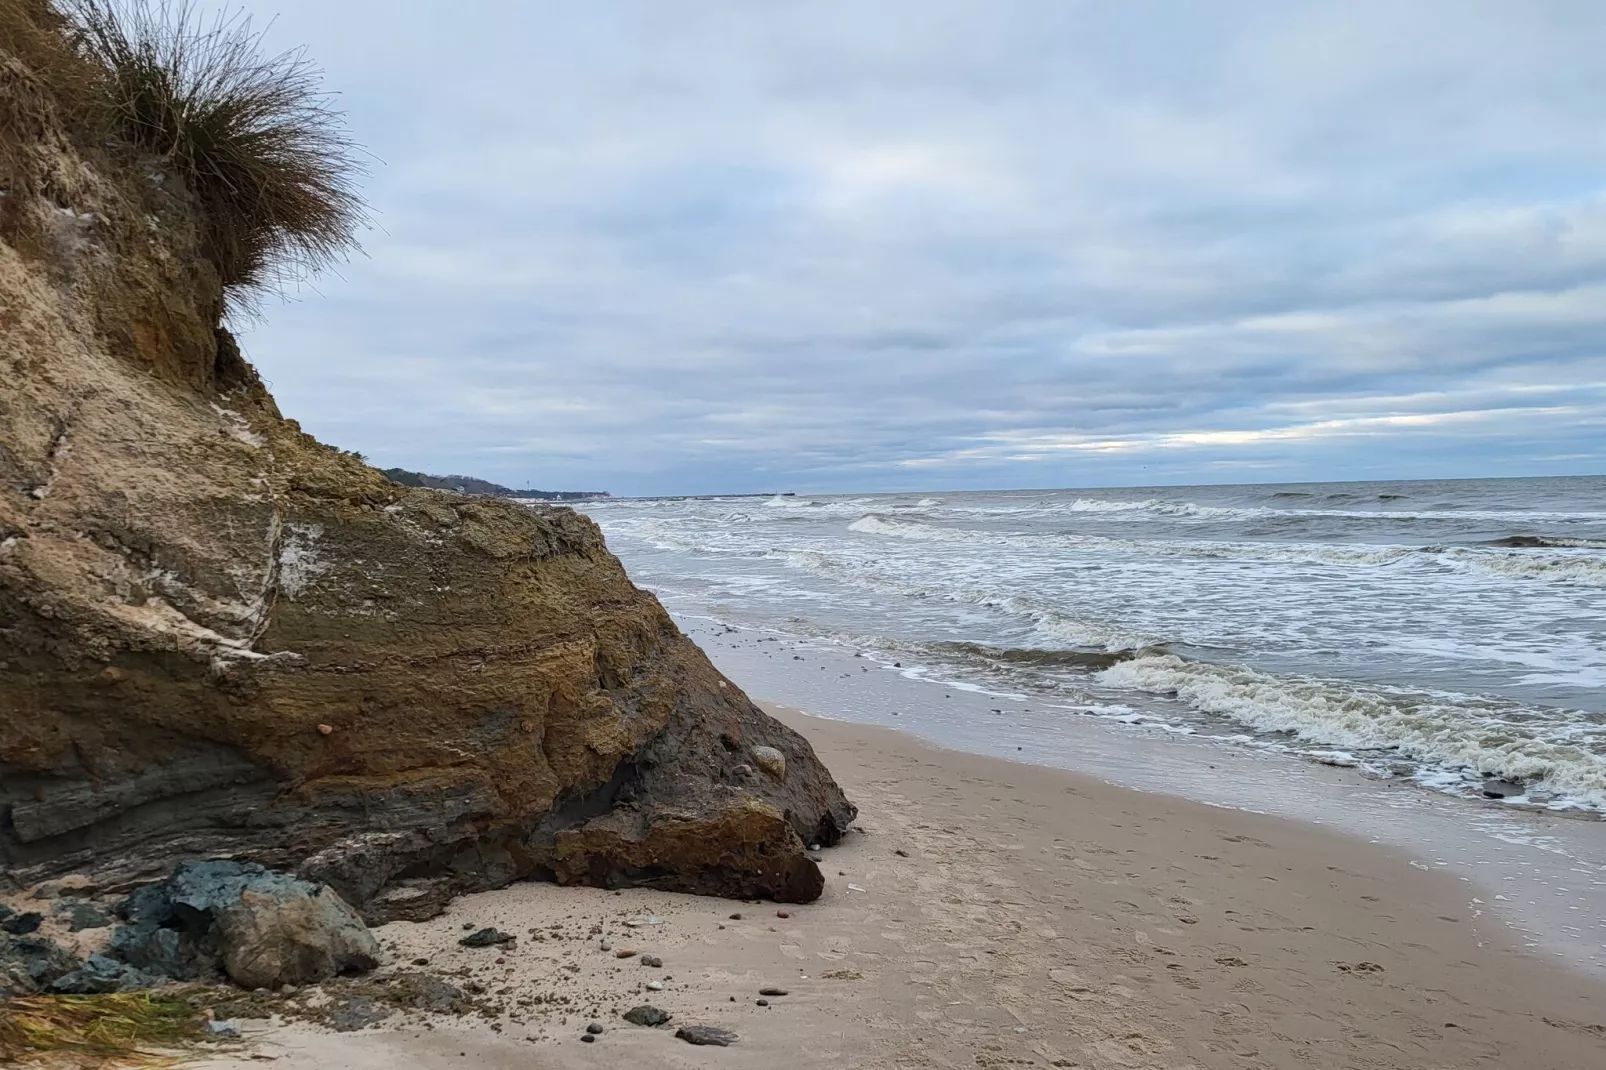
327,995,392,1032
458,928,515,948
361,878,453,925
47,953,149,994
205,1020,242,1038
55,900,111,931
1482,777,1524,799
580,1033,595,1043
586,1022,604,1034
106,861,379,989
0,932,79,997
639,954,663,968
676,1025,738,1046
751,746,786,779
622,1005,672,1027
110,924,194,980
758,986,789,996
1,912,43,935
404,975,468,1014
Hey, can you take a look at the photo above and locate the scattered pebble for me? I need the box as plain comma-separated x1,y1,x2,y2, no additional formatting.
615,948,637,959
729,913,743,920
640,954,663,968
759,986,789,997
580,1033,595,1043
599,939,611,951
586,1022,604,1035
756,999,769,1007
775,910,790,919
645,981,664,991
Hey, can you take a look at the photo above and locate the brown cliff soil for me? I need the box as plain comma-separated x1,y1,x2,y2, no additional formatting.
0,0,854,915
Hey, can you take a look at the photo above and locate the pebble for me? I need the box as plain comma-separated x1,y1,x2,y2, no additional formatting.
756,999,769,1007
645,981,664,991
580,1033,594,1043
775,910,790,919
615,948,637,959
729,913,743,920
640,954,663,968
411,957,430,966
676,1026,738,1047
599,939,611,951
586,1022,604,1035
758,986,789,996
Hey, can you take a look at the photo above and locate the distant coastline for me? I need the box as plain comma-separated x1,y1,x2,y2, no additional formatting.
379,467,610,501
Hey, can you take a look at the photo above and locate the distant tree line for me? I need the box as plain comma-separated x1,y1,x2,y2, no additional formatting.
379,468,608,500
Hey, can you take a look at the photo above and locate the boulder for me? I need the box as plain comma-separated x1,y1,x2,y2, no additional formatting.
0,1,854,910
0,932,79,997
104,861,379,989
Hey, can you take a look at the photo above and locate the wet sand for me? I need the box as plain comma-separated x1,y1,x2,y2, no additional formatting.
199,706,1606,1069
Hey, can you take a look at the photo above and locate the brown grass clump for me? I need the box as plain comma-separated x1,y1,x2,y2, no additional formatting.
59,0,366,312
0,992,207,1066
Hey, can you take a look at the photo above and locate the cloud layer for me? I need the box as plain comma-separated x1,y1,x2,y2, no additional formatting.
241,0,1606,494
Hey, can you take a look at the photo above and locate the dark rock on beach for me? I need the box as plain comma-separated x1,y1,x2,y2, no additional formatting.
327,995,393,1032
677,1025,739,1046
623,1005,672,1026
459,928,516,948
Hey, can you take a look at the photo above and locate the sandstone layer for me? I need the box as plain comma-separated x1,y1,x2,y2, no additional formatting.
0,4,854,916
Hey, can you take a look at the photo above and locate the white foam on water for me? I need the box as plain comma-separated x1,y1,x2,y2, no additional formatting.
1096,654,1606,811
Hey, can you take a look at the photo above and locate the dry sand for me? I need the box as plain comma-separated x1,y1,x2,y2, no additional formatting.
199,706,1606,1070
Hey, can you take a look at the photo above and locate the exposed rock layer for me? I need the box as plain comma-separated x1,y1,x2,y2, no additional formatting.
0,5,854,913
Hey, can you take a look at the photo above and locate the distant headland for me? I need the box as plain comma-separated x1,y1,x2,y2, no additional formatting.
379,467,610,501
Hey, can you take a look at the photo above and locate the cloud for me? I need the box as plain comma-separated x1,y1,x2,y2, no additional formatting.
237,0,1606,494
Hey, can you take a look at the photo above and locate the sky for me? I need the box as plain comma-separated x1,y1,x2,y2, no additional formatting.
240,0,1606,496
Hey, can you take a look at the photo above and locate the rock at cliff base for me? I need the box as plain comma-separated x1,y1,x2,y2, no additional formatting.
104,861,379,989
0,932,80,997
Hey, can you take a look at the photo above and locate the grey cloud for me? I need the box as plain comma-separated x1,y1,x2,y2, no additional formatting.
239,0,1606,494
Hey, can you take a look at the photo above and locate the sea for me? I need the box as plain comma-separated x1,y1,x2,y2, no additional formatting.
579,475,1606,812
573,475,1606,972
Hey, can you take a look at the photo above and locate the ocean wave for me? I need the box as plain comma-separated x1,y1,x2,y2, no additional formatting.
1488,535,1606,550
1097,654,1606,809
849,513,1418,567
1443,548,1606,587
932,641,1154,672
1046,497,1606,525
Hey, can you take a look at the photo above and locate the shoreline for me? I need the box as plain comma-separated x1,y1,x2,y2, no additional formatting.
199,704,1606,1070
679,617,1606,979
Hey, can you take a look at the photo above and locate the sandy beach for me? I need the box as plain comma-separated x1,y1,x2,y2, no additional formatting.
198,705,1606,1070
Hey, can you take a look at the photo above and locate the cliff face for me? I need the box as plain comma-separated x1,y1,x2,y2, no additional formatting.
0,7,854,915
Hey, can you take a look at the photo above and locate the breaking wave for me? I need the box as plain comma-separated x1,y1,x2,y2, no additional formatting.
1098,654,1606,809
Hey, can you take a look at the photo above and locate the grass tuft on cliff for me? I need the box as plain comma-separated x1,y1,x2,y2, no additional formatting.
0,992,206,1065
62,0,366,311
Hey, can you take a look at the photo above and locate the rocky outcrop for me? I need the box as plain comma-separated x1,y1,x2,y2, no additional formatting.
0,4,854,917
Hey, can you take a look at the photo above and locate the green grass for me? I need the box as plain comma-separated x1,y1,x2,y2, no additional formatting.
60,0,367,312
0,991,207,1066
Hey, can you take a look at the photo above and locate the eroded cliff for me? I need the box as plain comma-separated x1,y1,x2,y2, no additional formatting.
0,2,854,915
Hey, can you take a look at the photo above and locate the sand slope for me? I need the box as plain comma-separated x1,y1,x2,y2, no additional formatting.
199,707,1606,1069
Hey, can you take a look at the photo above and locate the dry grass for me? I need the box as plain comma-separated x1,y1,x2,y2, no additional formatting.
0,992,207,1067
58,0,367,312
